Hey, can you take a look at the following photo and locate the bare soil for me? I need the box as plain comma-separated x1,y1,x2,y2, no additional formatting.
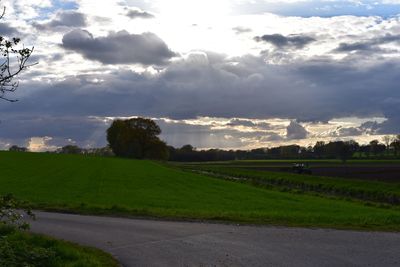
245,165,400,183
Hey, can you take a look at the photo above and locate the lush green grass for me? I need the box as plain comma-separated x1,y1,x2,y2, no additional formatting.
180,164,400,205
1,152,400,230
0,226,119,267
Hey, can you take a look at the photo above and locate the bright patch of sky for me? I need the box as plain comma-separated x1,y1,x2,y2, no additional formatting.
230,0,400,18
38,0,78,19
121,0,400,18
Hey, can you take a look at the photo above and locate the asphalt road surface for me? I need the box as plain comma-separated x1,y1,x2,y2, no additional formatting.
30,211,400,267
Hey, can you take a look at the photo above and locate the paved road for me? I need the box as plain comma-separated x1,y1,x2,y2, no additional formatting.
30,211,400,267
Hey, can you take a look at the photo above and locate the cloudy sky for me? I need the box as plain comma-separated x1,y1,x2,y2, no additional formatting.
1,0,400,151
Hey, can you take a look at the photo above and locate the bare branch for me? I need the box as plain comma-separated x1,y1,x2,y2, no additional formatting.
0,6,35,102
0,7,5,20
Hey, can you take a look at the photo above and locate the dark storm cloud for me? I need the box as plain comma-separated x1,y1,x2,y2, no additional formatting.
373,97,400,134
290,60,400,122
62,29,176,65
5,53,400,123
0,23,19,36
376,118,400,134
125,9,154,19
33,10,87,31
227,119,256,127
226,119,273,130
336,116,400,137
2,52,400,147
255,34,315,49
334,34,400,53
286,121,308,140
376,34,400,43
335,42,377,52
360,121,380,131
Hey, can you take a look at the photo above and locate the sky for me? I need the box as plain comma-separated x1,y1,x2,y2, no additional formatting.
1,0,400,151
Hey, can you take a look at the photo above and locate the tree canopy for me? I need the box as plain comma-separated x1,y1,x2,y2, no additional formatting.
106,117,168,160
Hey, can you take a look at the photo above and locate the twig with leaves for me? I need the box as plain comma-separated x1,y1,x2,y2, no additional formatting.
0,6,35,102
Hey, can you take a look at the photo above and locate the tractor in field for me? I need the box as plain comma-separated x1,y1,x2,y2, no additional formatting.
292,163,312,175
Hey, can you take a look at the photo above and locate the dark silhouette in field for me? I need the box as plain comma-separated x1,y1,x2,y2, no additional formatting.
292,163,312,174
107,117,168,160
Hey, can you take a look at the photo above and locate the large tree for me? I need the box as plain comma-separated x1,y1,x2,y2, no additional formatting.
313,141,325,158
390,135,400,157
107,117,168,160
382,135,393,152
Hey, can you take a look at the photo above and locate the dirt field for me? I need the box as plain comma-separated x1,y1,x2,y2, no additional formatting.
310,166,400,182
243,164,400,183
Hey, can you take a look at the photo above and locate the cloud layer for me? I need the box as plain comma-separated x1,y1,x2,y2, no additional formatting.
125,9,154,19
1,0,400,150
62,29,176,65
33,10,88,31
255,34,315,49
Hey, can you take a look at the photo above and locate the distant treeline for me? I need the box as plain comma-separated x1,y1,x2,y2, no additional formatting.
10,136,398,162
168,138,400,162
8,145,115,157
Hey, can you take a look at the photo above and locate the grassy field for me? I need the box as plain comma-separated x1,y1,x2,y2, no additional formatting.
0,151,400,231
183,159,400,165
179,163,400,205
177,160,400,183
0,226,119,267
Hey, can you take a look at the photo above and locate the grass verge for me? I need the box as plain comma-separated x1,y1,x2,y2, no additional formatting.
0,226,119,267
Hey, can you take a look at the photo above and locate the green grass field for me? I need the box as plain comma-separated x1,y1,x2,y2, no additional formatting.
182,159,400,165
179,164,400,204
0,226,119,267
1,152,400,230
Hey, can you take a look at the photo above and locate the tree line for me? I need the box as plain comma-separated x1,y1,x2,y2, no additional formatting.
7,117,400,162
168,138,400,162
